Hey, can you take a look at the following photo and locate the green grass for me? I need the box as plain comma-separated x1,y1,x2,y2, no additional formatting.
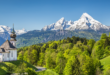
100,56,110,70
36,69,59,75
0,60,37,75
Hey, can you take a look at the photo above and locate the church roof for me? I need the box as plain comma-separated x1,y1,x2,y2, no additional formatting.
0,40,17,51
0,48,9,53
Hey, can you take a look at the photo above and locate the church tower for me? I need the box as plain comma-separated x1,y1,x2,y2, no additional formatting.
10,24,17,47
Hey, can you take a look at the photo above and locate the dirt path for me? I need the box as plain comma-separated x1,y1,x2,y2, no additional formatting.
36,66,46,72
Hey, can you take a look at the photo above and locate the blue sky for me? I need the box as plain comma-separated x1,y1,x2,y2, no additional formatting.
0,0,110,30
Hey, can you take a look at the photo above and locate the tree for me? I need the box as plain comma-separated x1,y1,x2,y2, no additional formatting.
27,47,32,63
83,38,87,45
37,52,45,66
64,55,80,75
79,55,100,75
87,39,95,53
67,37,72,43
49,42,58,49
109,32,110,37
100,33,107,39
92,45,104,59
104,37,110,48
103,46,110,58
17,52,23,60
25,68,37,75
23,51,28,61
31,49,38,65
69,43,73,49
55,51,66,74
64,49,71,59
45,51,56,69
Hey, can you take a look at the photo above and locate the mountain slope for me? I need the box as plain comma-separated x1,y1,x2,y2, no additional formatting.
42,13,110,31
16,30,102,48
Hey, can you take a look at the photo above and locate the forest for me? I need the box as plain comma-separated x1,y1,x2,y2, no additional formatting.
17,33,110,75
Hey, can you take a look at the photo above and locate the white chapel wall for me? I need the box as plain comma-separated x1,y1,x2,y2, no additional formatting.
2,49,17,62
0,53,2,62
9,50,17,61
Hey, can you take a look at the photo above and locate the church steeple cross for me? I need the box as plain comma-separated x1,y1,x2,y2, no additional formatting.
12,24,15,34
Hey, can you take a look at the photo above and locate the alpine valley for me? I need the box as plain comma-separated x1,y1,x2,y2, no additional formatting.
0,13,110,48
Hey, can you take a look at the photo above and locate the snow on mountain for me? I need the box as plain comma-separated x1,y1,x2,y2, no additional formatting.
0,25,27,35
0,25,12,33
42,13,110,31
0,25,27,45
15,28,27,35
42,17,73,31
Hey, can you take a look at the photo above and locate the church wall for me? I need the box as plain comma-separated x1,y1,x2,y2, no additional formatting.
2,50,17,62
0,53,2,62
2,53,8,61
2,53,11,61
9,50,17,61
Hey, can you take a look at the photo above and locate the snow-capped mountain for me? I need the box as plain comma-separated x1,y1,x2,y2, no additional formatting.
42,13,110,31
0,25,27,45
15,28,27,35
0,25,27,35
42,17,73,31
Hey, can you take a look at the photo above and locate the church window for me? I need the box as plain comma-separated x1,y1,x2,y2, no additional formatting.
7,53,9,57
11,52,13,57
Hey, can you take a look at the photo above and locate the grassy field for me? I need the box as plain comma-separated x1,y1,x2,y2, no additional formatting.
36,69,59,75
100,55,110,74
100,56,110,70
0,60,37,75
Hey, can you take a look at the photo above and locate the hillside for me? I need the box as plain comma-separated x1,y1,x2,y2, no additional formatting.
0,60,37,75
100,56,110,70
36,69,59,75
16,30,103,48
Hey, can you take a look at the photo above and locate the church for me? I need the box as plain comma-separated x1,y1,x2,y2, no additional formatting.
0,26,17,62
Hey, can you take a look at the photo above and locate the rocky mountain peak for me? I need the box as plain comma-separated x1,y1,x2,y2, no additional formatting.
42,13,110,31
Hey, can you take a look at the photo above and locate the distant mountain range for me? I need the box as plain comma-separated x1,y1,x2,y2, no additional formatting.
16,30,102,48
0,13,110,48
0,25,27,45
42,13,110,31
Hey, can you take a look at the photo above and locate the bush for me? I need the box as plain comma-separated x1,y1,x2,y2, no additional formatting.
25,68,37,75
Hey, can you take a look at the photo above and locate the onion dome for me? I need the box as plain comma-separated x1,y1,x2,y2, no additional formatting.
10,33,16,38
10,24,17,41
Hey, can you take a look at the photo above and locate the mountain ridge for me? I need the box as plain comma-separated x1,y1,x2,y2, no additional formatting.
42,13,110,31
